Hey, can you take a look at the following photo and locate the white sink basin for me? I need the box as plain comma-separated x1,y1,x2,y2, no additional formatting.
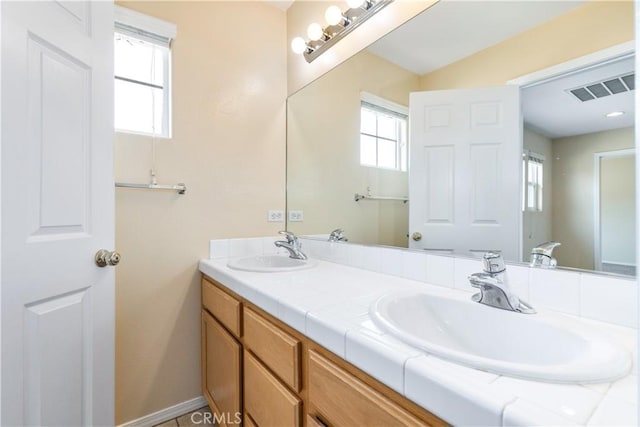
227,255,316,273
370,291,631,383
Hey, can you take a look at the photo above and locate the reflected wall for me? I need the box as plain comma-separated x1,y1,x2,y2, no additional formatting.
287,51,419,246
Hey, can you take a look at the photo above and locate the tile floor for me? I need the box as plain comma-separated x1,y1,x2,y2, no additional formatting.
153,406,214,427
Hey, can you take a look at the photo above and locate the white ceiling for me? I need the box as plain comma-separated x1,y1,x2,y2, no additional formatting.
368,0,585,75
366,0,635,138
523,57,635,138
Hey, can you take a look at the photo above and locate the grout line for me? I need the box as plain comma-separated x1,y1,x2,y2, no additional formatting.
584,390,610,425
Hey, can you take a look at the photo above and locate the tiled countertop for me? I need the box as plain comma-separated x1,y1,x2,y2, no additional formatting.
199,257,638,426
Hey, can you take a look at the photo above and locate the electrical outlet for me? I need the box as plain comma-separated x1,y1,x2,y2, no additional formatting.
288,210,304,222
268,210,284,222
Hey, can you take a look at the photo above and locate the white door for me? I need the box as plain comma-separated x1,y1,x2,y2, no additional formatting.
2,1,115,426
409,86,522,261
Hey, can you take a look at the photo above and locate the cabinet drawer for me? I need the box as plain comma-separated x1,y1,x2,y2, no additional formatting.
245,351,301,427
308,350,429,427
202,277,241,337
243,307,301,391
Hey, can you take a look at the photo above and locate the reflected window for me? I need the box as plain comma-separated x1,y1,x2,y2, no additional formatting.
359,94,408,171
114,8,175,138
523,151,544,211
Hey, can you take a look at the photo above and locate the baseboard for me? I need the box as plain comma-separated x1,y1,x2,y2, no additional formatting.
117,395,207,427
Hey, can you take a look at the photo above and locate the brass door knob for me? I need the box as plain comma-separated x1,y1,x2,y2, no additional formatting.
412,232,422,241
95,249,121,267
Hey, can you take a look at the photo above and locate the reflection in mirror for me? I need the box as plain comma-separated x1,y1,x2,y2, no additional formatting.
522,56,635,275
286,0,635,276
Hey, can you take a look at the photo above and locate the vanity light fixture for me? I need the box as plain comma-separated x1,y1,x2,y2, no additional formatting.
291,0,394,63
605,111,625,118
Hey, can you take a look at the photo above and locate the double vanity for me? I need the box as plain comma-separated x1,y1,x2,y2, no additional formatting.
199,236,637,426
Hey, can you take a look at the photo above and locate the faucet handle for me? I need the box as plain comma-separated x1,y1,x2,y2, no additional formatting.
530,241,561,268
278,230,298,245
482,251,505,274
469,272,500,289
329,228,345,242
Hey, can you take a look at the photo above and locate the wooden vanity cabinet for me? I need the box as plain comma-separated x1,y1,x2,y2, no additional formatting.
201,274,447,427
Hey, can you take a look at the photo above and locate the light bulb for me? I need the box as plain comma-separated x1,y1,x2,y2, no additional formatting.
325,5,344,26
291,37,307,54
307,23,324,41
346,0,365,9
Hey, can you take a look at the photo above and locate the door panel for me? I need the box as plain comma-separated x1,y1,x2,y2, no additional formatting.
1,1,114,425
27,34,92,239
24,289,91,426
409,86,522,261
423,145,454,224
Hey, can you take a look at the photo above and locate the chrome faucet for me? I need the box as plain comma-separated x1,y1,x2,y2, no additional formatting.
469,252,536,314
530,241,561,268
328,228,348,242
274,231,308,260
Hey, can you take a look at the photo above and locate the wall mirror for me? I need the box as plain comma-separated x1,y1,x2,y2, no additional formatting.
286,0,635,276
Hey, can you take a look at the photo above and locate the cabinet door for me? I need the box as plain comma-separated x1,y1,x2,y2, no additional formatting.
308,350,430,427
202,310,242,427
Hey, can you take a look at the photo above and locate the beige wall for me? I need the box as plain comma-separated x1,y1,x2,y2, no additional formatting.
287,51,419,246
114,2,286,424
522,128,553,261
552,127,634,270
287,0,436,95
420,1,634,90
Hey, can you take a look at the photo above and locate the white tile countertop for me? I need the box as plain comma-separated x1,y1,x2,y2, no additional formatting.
199,257,638,426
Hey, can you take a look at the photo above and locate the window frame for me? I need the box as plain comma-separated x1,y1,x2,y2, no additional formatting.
522,150,544,212
359,92,409,172
114,6,176,139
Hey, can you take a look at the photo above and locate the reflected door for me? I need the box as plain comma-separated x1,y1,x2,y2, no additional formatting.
2,1,115,425
409,86,522,260
595,149,636,275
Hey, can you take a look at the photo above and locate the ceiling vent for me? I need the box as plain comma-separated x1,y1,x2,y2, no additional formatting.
567,73,635,102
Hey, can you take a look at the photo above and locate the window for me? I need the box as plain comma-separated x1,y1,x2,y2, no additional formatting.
523,151,544,211
359,93,408,171
114,6,176,138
